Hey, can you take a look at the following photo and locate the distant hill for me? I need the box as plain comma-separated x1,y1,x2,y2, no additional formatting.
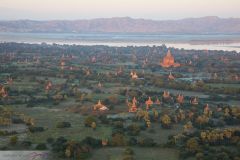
0,16,240,34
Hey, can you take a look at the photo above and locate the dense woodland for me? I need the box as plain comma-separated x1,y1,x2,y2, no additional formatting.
0,42,239,160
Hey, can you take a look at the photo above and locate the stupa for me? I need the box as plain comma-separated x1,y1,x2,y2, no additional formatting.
168,72,175,80
60,60,65,70
93,100,109,111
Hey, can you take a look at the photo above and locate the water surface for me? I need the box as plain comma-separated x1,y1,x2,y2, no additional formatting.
1,32,240,52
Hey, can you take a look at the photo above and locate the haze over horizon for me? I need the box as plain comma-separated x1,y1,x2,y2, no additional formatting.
0,16,238,22
0,0,239,20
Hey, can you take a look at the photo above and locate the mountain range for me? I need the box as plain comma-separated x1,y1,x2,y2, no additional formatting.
0,16,240,34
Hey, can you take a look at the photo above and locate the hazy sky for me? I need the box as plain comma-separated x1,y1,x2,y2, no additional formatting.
0,0,239,20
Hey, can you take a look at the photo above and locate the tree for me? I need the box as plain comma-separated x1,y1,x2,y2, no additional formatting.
152,108,159,121
146,120,151,128
35,143,47,150
91,122,96,130
138,137,156,147
65,147,71,158
29,126,44,133
108,95,119,104
122,155,134,160
84,116,96,127
81,137,101,148
127,123,140,136
124,147,134,155
195,152,204,160
186,138,199,153
9,136,18,145
111,133,127,146
128,137,137,146
200,131,207,142
177,109,186,121
143,111,150,122
56,121,71,128
160,114,171,128
195,115,209,128
122,148,135,160
183,121,193,133
136,109,145,120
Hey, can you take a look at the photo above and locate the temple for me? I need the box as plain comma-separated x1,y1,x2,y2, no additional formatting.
132,97,137,104
190,97,199,105
93,100,109,111
45,81,53,91
102,139,108,146
232,75,239,81
60,60,65,70
203,104,209,114
213,73,218,79
163,91,170,99
7,77,13,85
86,69,91,76
130,71,138,79
98,82,103,88
155,98,161,105
91,56,96,63
145,97,153,110
128,97,138,112
117,67,123,75
160,50,180,68
0,85,8,98
176,94,184,104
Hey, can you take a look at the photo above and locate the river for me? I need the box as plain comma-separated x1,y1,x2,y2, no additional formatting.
0,32,240,52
